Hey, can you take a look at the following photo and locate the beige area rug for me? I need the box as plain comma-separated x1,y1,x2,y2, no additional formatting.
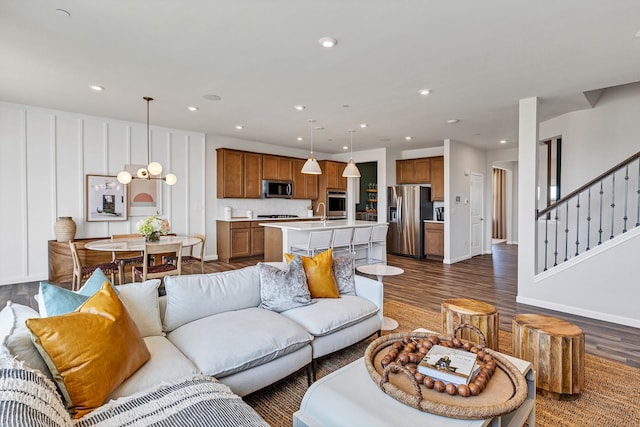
244,301,640,427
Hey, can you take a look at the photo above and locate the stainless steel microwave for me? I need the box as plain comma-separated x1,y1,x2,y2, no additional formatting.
262,180,293,198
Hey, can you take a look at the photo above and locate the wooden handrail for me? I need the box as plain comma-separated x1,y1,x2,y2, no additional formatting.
537,150,640,218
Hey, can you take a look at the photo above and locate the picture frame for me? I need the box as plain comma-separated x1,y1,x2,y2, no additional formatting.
125,164,163,216
86,175,128,222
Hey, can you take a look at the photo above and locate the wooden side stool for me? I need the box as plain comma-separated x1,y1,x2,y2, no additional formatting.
512,314,584,400
441,298,499,350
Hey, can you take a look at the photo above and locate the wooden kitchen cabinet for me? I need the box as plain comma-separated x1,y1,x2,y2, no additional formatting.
216,149,262,198
430,156,444,201
263,155,293,181
320,160,347,190
216,220,265,262
397,158,431,184
293,158,319,199
424,222,444,258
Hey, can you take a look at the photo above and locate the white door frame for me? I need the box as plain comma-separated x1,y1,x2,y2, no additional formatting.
470,172,484,257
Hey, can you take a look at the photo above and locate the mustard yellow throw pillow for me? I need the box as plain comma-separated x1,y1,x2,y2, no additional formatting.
26,282,150,418
285,249,340,298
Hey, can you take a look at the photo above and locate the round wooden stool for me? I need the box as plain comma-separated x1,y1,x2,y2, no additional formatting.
512,314,584,400
441,298,499,350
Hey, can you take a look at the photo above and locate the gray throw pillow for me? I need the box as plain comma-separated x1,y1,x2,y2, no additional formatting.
333,253,356,295
258,256,314,312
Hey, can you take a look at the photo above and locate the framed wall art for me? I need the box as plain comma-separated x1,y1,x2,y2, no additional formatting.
125,164,163,216
86,175,128,222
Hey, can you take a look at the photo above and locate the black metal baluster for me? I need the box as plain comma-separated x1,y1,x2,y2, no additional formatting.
586,187,592,251
564,202,569,262
610,172,616,240
623,165,629,233
543,216,549,272
636,158,640,227
575,194,580,256
553,206,559,267
598,180,604,245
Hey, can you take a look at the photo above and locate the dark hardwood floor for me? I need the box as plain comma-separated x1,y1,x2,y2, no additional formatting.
2,243,638,367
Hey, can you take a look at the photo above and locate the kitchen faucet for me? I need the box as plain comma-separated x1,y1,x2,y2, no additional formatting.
316,202,327,223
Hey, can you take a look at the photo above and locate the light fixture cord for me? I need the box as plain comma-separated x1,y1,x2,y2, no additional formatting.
144,96,153,166
350,130,354,161
309,119,315,157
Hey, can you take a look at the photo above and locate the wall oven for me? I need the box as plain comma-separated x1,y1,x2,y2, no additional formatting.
327,190,347,217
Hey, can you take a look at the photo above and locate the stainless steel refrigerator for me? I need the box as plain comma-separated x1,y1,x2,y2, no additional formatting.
388,186,433,258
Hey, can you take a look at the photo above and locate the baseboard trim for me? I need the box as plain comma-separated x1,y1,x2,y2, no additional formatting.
516,295,640,328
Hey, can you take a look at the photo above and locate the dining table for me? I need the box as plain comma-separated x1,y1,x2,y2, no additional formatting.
84,235,201,252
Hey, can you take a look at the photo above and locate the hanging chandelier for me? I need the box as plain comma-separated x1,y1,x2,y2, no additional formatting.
342,130,361,177
117,97,177,186
301,119,322,175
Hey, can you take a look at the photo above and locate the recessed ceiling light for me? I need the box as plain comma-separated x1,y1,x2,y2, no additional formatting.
203,94,222,101
418,89,431,96
360,123,368,128
500,140,508,144
447,119,459,124
294,105,305,111
55,8,70,17
405,136,412,141
187,106,199,112
635,30,640,38
343,146,348,150
318,36,338,48
89,85,104,91
297,137,304,141
235,125,244,130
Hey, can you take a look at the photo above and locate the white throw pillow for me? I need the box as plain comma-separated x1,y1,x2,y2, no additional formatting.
116,280,163,337
0,302,52,380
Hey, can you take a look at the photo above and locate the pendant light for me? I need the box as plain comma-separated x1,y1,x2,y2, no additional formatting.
301,119,322,174
342,130,361,177
117,97,177,185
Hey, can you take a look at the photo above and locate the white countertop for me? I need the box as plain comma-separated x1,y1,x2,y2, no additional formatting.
218,216,322,222
261,220,381,230
424,220,445,224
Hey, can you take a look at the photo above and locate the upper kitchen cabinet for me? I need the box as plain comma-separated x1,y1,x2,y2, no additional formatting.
263,155,293,181
320,160,347,190
396,158,431,184
430,156,444,201
293,159,319,200
216,148,262,198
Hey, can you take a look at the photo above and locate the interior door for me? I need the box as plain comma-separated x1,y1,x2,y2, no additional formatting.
470,173,484,257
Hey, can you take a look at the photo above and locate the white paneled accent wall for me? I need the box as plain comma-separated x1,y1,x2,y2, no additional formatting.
0,101,206,285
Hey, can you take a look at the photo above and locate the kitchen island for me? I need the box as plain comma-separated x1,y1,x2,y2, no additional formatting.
261,220,386,262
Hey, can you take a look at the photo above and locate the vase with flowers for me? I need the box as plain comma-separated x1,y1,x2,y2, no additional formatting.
136,214,170,242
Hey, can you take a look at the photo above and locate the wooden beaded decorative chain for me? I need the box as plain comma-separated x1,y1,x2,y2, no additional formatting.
379,332,497,398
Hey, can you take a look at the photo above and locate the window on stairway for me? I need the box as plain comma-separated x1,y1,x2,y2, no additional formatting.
537,137,562,213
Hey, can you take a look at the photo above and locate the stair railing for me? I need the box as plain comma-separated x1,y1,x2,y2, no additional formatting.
536,151,640,273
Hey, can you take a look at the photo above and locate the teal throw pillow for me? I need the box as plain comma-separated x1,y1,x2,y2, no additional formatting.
39,282,89,317
77,268,119,296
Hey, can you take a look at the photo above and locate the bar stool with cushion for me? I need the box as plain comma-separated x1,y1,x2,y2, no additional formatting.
368,224,388,264
164,233,206,274
289,230,333,257
132,242,183,283
111,233,149,284
69,241,120,291
330,228,353,256
351,226,372,266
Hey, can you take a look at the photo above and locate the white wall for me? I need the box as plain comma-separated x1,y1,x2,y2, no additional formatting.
444,139,487,263
518,85,640,327
0,101,206,285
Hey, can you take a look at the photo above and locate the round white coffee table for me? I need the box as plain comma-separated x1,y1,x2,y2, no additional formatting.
356,264,404,331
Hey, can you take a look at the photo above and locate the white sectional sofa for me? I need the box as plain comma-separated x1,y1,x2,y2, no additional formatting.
1,262,383,425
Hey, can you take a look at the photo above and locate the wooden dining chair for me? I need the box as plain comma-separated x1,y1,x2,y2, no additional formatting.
132,242,182,283
164,233,206,274
69,241,120,291
111,233,149,284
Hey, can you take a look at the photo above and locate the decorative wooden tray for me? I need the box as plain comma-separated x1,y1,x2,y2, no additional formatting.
364,328,528,420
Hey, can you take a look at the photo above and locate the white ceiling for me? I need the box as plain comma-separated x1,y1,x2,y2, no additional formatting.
2,0,640,154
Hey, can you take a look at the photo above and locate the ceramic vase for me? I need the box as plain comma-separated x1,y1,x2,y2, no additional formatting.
54,217,76,242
